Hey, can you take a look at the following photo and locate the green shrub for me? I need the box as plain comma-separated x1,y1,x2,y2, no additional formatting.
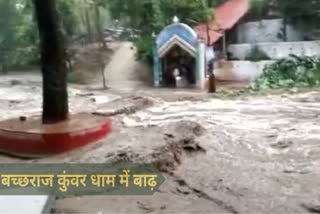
134,36,154,65
11,47,40,67
0,46,40,71
251,55,320,91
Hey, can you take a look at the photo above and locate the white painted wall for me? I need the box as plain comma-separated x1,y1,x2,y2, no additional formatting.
236,19,303,44
214,60,274,81
212,19,320,82
228,41,320,60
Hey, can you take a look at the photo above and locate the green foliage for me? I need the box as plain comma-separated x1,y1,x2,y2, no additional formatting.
134,36,154,65
250,0,270,20
251,56,320,91
0,0,17,45
160,0,213,27
245,46,270,61
0,0,112,70
273,0,320,30
0,0,40,70
57,0,81,38
249,0,320,33
108,0,218,64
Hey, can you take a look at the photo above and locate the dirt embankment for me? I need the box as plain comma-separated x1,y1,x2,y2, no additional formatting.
67,43,117,84
67,41,153,90
103,42,153,91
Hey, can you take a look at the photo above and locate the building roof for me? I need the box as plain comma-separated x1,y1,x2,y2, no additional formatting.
194,0,250,45
156,23,198,57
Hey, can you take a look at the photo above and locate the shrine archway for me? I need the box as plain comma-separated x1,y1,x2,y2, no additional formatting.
153,19,206,89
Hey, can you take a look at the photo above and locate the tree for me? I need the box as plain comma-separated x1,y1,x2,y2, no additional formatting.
108,0,218,64
0,0,18,72
109,0,214,33
250,0,270,20
93,0,107,48
273,0,320,32
81,0,94,43
57,0,80,39
250,0,320,38
33,0,69,124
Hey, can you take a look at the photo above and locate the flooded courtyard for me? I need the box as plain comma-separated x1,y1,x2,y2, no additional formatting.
0,70,320,213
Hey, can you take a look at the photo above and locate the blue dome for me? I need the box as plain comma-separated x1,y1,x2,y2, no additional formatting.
156,23,198,50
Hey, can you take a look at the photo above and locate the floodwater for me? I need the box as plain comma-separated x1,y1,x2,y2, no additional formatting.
0,72,320,213
0,43,320,213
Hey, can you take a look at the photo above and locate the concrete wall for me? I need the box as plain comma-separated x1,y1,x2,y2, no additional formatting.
228,41,320,60
214,60,274,81
213,19,320,82
236,19,303,44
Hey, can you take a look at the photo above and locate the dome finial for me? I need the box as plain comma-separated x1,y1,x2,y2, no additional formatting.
173,16,179,23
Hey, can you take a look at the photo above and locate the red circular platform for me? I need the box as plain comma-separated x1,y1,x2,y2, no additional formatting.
0,113,112,157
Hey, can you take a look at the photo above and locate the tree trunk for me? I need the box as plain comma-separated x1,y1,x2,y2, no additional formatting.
94,5,106,48
84,0,93,43
33,0,69,124
101,65,107,89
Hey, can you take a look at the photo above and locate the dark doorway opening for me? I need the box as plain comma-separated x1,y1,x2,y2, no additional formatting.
161,45,196,88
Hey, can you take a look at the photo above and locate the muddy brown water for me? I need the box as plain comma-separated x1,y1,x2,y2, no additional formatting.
1,46,320,213
1,87,319,213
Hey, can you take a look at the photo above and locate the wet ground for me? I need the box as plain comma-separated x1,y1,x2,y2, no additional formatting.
1,70,320,213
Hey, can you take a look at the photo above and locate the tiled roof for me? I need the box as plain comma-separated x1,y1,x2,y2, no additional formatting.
194,0,250,45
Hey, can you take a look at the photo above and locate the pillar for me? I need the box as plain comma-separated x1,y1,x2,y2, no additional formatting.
196,41,206,89
153,45,160,87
